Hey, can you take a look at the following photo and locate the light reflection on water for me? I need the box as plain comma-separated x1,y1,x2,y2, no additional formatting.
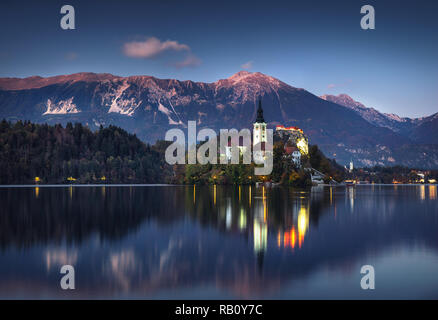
0,184,437,299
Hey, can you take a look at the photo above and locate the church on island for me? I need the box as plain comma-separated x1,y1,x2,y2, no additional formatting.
225,98,309,167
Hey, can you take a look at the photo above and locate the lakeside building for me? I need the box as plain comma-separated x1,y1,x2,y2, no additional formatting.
284,144,302,167
274,123,309,168
275,125,309,156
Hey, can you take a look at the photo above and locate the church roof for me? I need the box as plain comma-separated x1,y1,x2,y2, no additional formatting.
255,99,265,123
284,145,299,155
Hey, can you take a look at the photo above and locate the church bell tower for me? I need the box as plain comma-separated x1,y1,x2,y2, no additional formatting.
253,98,266,146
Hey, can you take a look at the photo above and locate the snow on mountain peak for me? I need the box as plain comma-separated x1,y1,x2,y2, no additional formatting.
228,70,253,81
226,71,280,85
43,97,79,115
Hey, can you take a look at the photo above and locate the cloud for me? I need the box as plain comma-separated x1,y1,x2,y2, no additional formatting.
241,61,253,70
327,83,336,89
123,37,190,59
174,54,202,68
123,36,201,69
65,52,78,61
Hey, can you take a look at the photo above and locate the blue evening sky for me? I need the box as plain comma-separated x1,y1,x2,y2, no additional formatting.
0,0,437,118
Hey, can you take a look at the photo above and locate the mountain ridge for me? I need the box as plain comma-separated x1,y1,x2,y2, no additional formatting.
1,71,437,168
320,93,438,144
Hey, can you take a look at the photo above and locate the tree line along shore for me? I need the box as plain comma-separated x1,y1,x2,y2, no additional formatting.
1,120,436,186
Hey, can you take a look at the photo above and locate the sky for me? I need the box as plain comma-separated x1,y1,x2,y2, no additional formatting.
0,0,437,118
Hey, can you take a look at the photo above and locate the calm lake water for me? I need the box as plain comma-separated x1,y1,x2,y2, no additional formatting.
0,184,437,299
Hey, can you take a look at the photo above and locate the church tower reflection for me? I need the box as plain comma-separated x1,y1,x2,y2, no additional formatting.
253,187,268,254
252,186,268,273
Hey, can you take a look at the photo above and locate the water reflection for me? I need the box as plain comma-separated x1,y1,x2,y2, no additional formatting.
0,184,437,299
430,185,437,200
45,248,78,272
420,185,425,201
346,187,355,212
276,197,309,250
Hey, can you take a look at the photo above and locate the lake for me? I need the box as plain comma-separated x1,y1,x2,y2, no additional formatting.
0,184,437,299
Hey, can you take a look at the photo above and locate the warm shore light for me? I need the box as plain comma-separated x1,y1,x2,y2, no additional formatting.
275,125,303,133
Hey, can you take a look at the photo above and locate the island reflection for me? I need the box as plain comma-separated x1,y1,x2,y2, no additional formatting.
0,185,437,299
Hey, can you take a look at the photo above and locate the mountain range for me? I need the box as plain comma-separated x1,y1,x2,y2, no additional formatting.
320,94,438,144
1,71,437,168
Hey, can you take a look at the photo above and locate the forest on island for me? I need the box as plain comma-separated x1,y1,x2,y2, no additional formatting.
172,142,346,187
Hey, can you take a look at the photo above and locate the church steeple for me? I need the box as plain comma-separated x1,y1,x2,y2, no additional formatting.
253,97,267,148
255,98,265,123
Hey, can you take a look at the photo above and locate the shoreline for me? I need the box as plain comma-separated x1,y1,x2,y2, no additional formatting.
0,183,436,188
0,184,179,188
